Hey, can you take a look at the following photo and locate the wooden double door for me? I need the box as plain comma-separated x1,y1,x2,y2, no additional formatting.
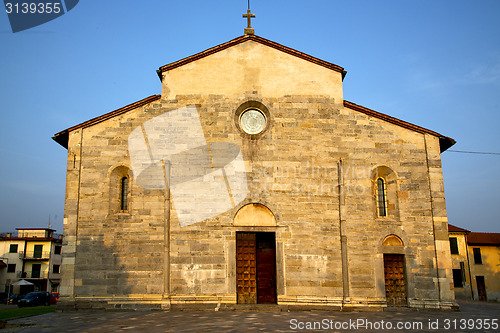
236,232,277,304
384,254,407,306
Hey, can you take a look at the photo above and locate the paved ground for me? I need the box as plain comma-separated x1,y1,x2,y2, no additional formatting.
3,301,500,332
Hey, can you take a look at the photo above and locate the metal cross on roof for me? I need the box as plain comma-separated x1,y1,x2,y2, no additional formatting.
243,9,255,35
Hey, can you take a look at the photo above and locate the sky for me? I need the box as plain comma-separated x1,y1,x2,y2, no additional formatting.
0,0,499,234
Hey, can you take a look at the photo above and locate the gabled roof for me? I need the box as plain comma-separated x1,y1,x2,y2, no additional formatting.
344,101,456,153
448,224,470,233
53,94,161,148
157,34,346,80
53,36,454,152
468,232,500,245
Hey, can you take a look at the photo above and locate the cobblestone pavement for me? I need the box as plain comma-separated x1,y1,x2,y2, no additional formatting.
4,301,500,332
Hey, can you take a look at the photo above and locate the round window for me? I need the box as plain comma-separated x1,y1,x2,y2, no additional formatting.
239,109,267,135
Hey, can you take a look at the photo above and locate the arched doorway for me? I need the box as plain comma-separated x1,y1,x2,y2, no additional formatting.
234,204,277,304
382,235,407,306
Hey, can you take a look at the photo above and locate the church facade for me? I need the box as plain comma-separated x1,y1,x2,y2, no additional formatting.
54,32,457,310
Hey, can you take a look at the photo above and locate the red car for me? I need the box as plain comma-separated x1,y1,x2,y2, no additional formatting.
49,293,59,305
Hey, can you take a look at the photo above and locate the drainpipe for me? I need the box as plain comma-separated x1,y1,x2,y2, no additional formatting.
338,160,349,307
162,160,171,309
464,233,474,300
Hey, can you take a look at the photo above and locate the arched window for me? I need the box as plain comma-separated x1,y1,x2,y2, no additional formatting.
377,178,387,217
109,166,132,215
120,177,128,210
372,166,398,219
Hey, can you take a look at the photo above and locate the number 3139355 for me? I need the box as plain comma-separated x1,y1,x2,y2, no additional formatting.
443,318,498,330
5,3,62,14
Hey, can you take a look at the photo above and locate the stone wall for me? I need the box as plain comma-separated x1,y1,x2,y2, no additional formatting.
58,90,456,310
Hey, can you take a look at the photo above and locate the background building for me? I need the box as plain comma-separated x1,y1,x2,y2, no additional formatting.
448,224,499,302
467,232,500,302
0,228,62,295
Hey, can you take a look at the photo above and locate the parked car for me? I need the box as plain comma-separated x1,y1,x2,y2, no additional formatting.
49,293,59,305
8,294,25,304
17,292,51,307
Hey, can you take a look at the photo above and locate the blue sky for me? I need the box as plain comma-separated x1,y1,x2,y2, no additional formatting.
0,0,499,234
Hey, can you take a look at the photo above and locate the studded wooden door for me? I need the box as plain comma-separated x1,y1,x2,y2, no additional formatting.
236,232,257,304
384,254,407,306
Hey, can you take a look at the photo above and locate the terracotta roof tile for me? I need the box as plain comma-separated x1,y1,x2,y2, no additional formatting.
53,94,161,148
448,224,470,233
467,232,500,245
344,100,456,152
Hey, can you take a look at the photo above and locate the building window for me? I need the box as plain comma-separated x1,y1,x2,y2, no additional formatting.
54,245,62,255
53,265,60,274
234,100,271,137
7,264,15,273
239,108,267,135
120,177,128,210
376,178,387,217
452,269,463,287
449,237,459,255
9,244,18,253
31,264,41,278
473,248,482,264
33,245,43,259
109,166,132,215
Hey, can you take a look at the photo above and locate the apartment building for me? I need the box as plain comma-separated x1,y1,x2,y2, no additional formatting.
448,224,500,302
0,228,62,294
